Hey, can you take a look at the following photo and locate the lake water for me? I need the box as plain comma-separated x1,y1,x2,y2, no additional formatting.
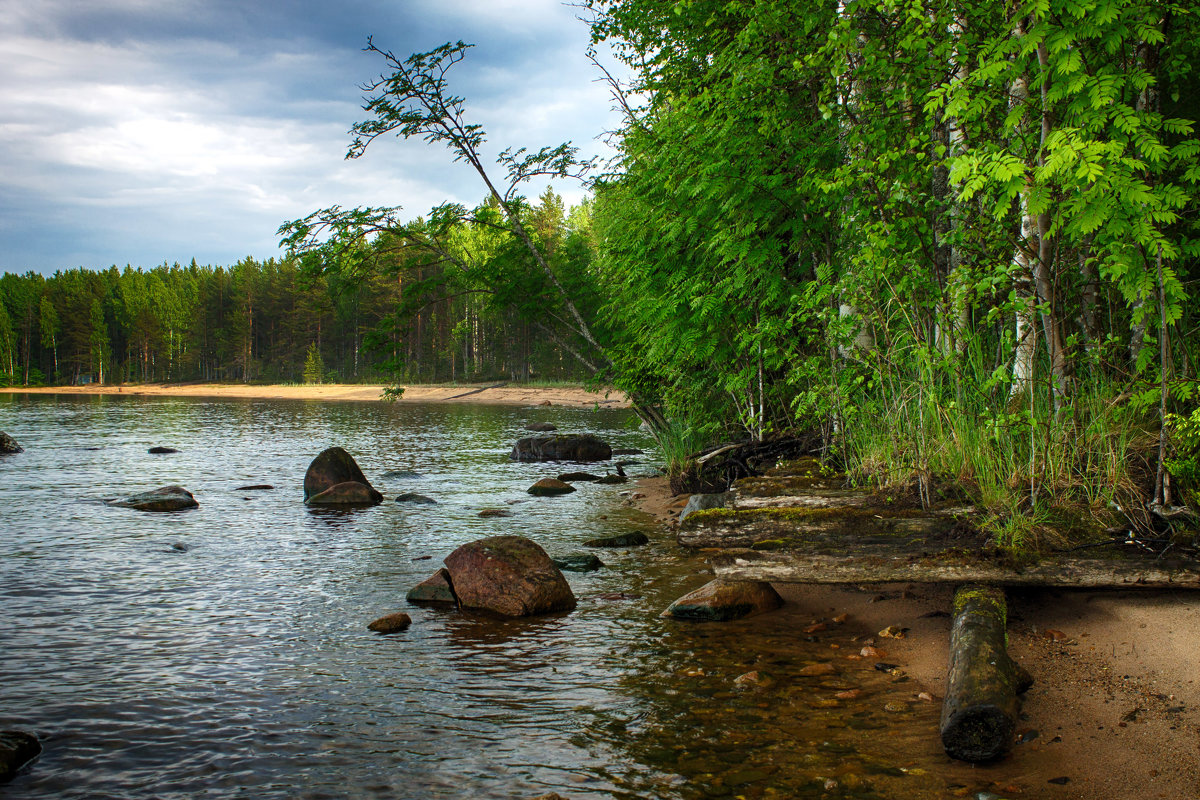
0,394,962,799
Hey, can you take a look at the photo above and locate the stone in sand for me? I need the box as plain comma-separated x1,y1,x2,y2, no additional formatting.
662,579,783,622
109,485,198,512
443,535,576,617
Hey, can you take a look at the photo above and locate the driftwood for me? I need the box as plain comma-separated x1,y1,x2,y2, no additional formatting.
940,587,1032,762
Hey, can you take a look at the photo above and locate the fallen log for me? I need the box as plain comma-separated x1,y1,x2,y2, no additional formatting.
940,586,1032,762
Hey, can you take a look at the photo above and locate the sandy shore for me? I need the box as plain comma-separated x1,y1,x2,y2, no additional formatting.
635,475,1200,800
0,382,629,408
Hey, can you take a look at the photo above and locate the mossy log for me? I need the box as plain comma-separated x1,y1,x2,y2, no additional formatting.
940,586,1033,762
708,548,1200,588
679,506,960,549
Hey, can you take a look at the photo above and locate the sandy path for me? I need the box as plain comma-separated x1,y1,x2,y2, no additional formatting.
635,475,1200,800
0,382,630,408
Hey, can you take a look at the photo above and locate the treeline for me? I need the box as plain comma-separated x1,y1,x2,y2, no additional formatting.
0,191,590,386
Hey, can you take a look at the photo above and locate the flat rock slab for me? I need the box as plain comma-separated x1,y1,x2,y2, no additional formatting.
709,547,1200,589
679,506,962,549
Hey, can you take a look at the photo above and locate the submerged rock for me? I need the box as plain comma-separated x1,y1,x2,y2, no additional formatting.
553,553,605,572
595,474,628,485
381,469,423,479
234,484,274,491
584,532,649,548
478,508,512,518
395,492,436,505
306,481,384,506
443,535,576,617
147,446,178,454
367,612,412,634
557,471,601,482
407,568,458,605
0,730,40,781
0,432,23,455
662,579,784,622
611,448,644,456
304,447,378,501
525,422,557,432
528,478,576,497
109,485,198,512
510,434,612,463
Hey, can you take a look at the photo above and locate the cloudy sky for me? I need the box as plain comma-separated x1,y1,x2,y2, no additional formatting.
0,0,624,275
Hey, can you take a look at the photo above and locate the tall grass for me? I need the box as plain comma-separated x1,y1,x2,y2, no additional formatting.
838,351,1146,552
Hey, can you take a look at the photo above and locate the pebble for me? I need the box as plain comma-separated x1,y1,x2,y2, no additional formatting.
834,689,863,700
860,646,885,658
883,701,907,713
367,612,412,634
832,612,849,623
804,622,827,634
878,625,907,639
1044,629,1068,641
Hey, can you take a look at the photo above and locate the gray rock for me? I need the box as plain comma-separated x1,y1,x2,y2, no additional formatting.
381,469,423,479
678,492,731,525
147,446,178,454
109,485,198,512
407,568,458,605
0,431,23,455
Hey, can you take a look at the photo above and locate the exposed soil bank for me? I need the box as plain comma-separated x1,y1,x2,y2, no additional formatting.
635,475,1200,800
0,382,629,408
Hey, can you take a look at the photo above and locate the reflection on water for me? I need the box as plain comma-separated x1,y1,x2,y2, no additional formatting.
1,394,958,799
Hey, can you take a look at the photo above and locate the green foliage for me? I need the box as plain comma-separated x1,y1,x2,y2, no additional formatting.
303,342,324,385
1166,407,1200,491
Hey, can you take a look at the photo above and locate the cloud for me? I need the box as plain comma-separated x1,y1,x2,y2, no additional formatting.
0,0,625,273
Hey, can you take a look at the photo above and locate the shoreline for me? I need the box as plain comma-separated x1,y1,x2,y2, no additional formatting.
633,475,1200,799
0,382,629,409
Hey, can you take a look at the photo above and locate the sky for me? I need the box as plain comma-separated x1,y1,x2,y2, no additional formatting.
0,0,625,275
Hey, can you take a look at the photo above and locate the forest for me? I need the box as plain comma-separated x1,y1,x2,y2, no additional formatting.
0,189,593,387
4,0,1200,543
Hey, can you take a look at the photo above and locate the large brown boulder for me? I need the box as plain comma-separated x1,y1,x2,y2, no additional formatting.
304,447,377,500
305,481,383,506
109,485,198,512
443,535,576,617
0,431,22,455
662,579,783,622
510,434,612,463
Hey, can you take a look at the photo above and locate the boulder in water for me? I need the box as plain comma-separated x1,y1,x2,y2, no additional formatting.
304,447,377,500
510,434,612,463
443,535,576,617
557,472,601,482
305,481,383,506
595,474,627,485
528,478,576,497
406,568,458,605
109,485,198,512
584,532,649,548
477,508,512,518
147,446,178,454
553,554,604,572
0,432,23,455
395,492,436,505
367,612,412,634
663,579,783,622
0,730,41,781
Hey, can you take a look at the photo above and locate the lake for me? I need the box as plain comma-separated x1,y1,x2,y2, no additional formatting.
0,394,955,799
